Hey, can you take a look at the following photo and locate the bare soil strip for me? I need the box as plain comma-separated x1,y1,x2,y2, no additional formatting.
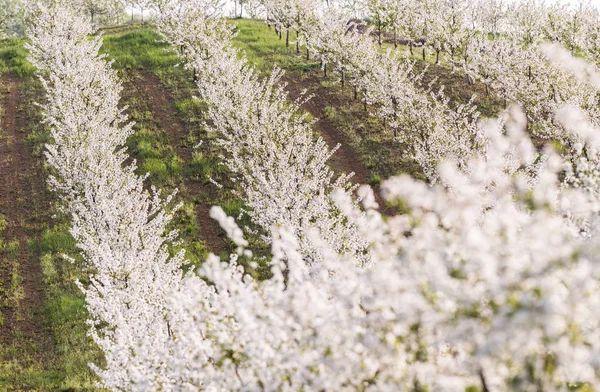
0,75,53,371
126,70,227,254
282,73,392,214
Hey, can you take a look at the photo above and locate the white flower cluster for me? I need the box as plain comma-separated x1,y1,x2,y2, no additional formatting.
127,106,600,391
26,1,185,388
461,30,600,205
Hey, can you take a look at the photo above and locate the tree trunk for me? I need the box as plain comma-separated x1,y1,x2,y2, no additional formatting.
306,45,310,60
435,50,440,64
479,370,490,392
422,47,426,61
240,1,243,18
378,21,382,47
354,85,358,100
324,63,327,77
296,31,299,54
394,27,397,49
131,2,134,23
409,42,413,55
341,71,345,87
286,29,289,47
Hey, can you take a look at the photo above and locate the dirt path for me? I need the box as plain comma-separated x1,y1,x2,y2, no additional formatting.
284,74,370,184
282,73,392,214
126,70,227,254
0,75,54,370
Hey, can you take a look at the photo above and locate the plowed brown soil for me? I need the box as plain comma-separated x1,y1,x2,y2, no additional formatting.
0,75,53,365
282,73,392,214
126,70,227,254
